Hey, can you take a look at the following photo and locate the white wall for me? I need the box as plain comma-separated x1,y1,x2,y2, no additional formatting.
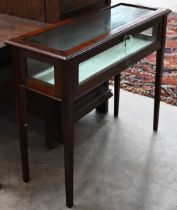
112,0,177,12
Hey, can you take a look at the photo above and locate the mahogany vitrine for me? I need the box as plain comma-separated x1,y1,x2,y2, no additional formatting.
7,3,170,208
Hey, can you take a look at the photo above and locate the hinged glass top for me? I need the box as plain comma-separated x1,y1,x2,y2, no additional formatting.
26,4,155,51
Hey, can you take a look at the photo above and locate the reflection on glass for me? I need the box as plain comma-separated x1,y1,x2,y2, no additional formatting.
79,27,155,83
27,5,154,51
26,58,54,85
26,26,156,85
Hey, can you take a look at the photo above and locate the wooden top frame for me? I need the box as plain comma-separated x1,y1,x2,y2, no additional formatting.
7,3,171,60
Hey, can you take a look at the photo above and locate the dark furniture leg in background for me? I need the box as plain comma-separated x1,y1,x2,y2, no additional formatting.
96,100,108,114
45,101,62,149
114,74,121,117
153,16,167,131
96,82,109,114
45,82,112,148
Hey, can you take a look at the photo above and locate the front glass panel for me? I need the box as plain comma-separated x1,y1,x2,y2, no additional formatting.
26,58,55,85
26,25,156,85
79,27,156,83
26,5,154,51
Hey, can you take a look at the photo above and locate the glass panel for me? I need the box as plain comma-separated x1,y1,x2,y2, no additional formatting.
26,58,54,85
79,28,155,83
136,27,156,41
27,5,154,51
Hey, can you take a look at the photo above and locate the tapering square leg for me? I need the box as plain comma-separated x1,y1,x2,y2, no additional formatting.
62,101,74,208
17,88,30,182
153,16,167,131
114,74,121,117
12,47,30,182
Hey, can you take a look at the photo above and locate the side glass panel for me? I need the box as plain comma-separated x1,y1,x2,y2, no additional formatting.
26,58,55,85
79,26,156,83
136,27,156,42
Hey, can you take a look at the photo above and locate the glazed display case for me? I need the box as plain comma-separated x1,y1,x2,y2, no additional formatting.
7,3,170,208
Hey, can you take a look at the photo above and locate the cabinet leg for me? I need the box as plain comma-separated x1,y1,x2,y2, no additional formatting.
64,142,74,208
153,49,163,131
114,74,121,117
17,88,30,182
153,16,167,131
62,103,74,208
12,47,29,182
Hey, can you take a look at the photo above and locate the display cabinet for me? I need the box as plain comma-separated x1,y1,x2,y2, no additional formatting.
7,3,170,208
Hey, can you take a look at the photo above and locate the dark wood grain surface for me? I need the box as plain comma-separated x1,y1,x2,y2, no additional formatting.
0,0,110,23
0,14,47,48
0,0,45,21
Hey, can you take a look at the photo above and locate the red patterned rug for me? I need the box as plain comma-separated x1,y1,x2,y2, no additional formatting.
120,13,177,106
